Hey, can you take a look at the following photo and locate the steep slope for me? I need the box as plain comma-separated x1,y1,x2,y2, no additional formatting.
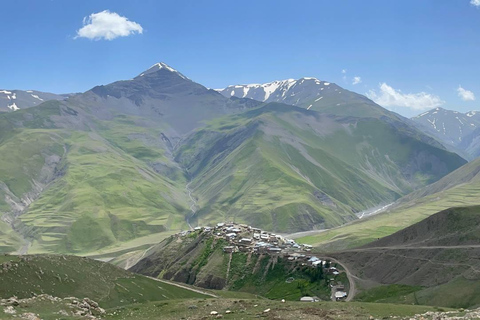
175,103,465,232
0,101,191,255
411,107,480,160
73,62,260,136
130,229,335,301
219,77,392,118
332,206,480,308
0,89,68,112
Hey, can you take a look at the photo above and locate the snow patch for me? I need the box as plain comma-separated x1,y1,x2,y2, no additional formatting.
31,94,44,101
427,118,437,130
0,90,12,94
314,96,323,102
307,104,313,110
7,103,19,111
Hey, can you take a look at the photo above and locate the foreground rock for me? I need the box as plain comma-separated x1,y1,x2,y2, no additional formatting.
1,294,105,319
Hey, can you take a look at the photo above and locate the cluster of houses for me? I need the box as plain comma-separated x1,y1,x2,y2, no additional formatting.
178,222,348,301
210,222,311,254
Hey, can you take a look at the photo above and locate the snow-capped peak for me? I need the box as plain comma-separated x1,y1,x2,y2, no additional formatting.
138,62,189,80
150,62,178,73
466,110,478,118
220,77,333,102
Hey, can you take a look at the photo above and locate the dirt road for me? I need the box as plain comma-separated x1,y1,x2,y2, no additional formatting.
146,276,217,297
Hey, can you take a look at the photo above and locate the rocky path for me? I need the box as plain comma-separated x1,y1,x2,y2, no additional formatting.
225,252,233,281
185,181,197,230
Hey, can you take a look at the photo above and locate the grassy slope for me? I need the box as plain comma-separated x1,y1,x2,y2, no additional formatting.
102,299,444,320
0,100,466,253
176,104,464,232
0,254,207,308
0,102,190,254
329,207,480,308
20,119,189,255
298,159,480,251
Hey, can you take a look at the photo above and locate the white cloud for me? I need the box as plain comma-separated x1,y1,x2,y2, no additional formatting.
366,83,444,111
471,0,480,7
352,76,362,85
341,69,347,74
75,10,143,40
457,86,476,101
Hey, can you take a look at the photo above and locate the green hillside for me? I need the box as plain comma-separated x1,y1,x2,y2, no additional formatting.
176,103,465,232
0,254,207,308
298,157,480,252
130,230,338,301
330,206,480,309
0,102,190,255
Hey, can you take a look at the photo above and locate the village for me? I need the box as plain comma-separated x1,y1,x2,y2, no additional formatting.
178,222,349,302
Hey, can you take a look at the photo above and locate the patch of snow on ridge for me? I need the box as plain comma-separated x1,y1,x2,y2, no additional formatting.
11,93,16,99
307,104,313,110
0,90,12,94
427,118,437,130
323,82,330,86
314,96,323,102
7,103,19,111
242,86,249,98
31,94,44,101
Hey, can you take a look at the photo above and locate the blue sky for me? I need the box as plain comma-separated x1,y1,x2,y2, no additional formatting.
1,0,479,117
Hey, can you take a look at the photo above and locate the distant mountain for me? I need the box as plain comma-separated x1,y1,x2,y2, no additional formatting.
74,62,259,136
0,89,68,112
175,103,465,231
218,77,391,118
0,63,467,256
411,107,480,159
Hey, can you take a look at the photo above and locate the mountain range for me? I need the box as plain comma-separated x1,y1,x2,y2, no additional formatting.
0,89,69,112
411,107,480,160
0,63,467,256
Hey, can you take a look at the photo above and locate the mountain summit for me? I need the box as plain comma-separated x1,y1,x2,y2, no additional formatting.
411,107,480,160
136,62,190,80
75,62,258,135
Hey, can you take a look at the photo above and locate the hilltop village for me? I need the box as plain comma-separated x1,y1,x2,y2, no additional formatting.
177,222,348,301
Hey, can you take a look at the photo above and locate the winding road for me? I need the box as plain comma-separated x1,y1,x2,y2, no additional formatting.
325,256,357,302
